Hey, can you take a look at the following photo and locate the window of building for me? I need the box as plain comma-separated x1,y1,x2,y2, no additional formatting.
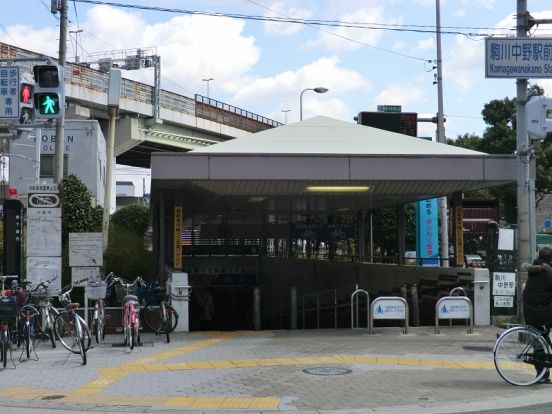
40,154,68,178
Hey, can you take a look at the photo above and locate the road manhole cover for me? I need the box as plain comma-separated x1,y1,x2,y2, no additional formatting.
462,345,493,352
303,367,352,376
42,395,65,400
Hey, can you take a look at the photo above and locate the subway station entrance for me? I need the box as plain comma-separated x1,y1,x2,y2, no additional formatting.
150,116,516,331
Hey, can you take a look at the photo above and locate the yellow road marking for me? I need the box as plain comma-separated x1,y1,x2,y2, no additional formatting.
0,329,499,411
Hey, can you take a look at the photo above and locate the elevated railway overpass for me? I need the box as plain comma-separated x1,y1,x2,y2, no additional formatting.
0,42,282,167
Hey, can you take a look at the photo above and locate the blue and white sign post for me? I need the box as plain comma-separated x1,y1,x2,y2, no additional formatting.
485,38,552,79
0,66,20,119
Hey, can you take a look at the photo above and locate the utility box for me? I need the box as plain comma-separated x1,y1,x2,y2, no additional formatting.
473,268,490,326
167,270,190,332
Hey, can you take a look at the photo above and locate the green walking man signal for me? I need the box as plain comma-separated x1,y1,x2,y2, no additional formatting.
33,64,64,119
36,93,60,115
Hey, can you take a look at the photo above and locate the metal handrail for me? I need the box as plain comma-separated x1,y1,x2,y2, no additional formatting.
351,285,369,329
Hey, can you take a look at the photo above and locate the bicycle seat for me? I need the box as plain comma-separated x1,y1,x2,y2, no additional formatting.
66,302,80,310
123,294,139,303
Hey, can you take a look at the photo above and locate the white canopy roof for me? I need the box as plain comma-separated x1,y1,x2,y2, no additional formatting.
192,116,484,156
151,116,516,217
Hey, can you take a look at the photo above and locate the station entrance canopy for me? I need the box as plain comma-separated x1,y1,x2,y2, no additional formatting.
150,116,517,217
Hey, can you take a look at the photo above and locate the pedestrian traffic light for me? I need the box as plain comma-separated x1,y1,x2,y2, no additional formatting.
19,82,34,125
20,83,33,105
33,64,64,119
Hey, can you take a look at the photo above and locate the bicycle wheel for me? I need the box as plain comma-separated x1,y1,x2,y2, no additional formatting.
141,305,162,333
494,326,550,386
165,304,179,333
24,322,31,359
80,337,87,365
55,312,79,353
130,324,136,350
1,330,7,368
94,302,105,344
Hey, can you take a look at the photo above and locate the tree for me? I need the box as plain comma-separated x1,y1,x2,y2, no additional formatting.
105,203,153,280
110,203,149,236
59,174,103,282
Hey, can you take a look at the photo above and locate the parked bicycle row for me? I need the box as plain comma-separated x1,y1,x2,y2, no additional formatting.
0,272,179,369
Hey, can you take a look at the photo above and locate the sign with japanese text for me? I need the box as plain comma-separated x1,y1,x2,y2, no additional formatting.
494,295,514,308
377,105,401,113
455,205,464,267
27,185,61,257
492,272,516,296
437,298,471,319
372,298,406,319
69,233,103,267
485,37,552,78
416,198,439,266
0,66,19,119
174,206,182,269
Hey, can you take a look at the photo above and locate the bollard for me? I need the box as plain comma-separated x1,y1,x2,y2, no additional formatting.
411,284,420,327
290,287,297,330
253,287,261,331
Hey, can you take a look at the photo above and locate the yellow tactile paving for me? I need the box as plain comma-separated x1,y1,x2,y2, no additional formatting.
0,330,500,411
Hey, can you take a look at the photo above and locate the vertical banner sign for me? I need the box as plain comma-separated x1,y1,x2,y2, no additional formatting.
416,198,439,266
174,206,182,269
455,205,464,267
0,66,20,119
2,200,23,276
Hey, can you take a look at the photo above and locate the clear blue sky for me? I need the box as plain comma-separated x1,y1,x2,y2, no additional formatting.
2,1,552,190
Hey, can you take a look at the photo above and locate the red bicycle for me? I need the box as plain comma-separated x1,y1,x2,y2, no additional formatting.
113,276,144,350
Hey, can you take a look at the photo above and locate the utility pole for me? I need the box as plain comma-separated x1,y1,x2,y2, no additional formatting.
516,0,531,322
435,0,449,267
54,0,67,183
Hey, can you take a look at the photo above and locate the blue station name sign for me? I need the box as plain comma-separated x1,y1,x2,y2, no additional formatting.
486,37,552,78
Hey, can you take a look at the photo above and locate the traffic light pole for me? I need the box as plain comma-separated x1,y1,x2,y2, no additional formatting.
54,0,67,183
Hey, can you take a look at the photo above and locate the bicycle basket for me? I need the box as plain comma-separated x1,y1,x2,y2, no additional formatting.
115,283,138,304
86,281,108,300
138,283,163,306
0,296,18,319
30,286,50,305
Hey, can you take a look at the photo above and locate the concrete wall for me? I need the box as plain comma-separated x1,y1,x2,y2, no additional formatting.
258,257,474,328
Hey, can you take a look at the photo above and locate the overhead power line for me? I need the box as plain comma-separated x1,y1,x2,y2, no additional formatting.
71,0,511,38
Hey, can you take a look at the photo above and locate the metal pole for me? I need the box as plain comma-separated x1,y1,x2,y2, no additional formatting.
54,0,67,183
290,287,297,330
102,106,117,252
370,212,374,263
253,287,261,330
435,0,449,267
516,0,531,322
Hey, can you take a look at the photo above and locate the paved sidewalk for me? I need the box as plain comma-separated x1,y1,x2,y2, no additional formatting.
0,325,551,413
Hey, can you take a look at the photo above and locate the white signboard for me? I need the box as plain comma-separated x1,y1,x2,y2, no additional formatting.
486,37,552,78
26,256,62,295
72,267,100,286
437,298,470,319
493,272,516,296
27,185,62,257
0,66,20,119
69,232,103,267
372,299,406,319
27,216,62,256
498,228,515,251
494,295,514,308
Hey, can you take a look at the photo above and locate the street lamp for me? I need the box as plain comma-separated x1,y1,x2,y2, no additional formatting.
300,87,328,120
281,109,291,124
202,78,213,98
69,29,83,63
